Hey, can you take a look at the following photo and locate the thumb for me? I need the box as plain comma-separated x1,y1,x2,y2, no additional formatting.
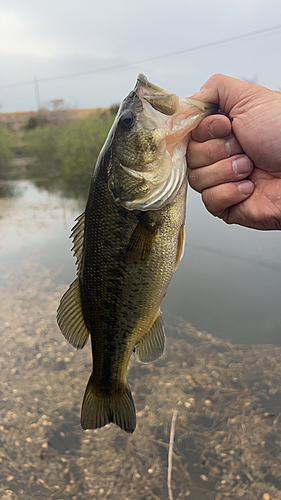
189,74,250,116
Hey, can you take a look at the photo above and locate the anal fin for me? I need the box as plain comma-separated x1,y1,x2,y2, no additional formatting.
57,278,90,349
134,313,166,364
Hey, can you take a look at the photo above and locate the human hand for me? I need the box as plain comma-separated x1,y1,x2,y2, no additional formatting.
187,74,281,230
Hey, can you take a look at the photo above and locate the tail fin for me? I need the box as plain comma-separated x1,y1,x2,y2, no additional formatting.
81,374,136,433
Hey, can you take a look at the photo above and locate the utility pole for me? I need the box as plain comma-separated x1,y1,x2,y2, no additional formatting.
33,76,41,110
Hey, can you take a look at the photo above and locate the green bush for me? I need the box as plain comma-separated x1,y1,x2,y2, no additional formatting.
24,111,116,195
57,113,115,189
25,116,38,130
24,124,61,176
0,125,16,176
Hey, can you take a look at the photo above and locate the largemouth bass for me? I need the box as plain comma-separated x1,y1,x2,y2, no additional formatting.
57,74,217,433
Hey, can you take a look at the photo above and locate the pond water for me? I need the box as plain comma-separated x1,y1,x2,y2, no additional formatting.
1,177,281,499
1,179,281,345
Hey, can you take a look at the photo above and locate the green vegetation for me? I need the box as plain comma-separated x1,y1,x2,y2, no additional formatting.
23,109,116,198
0,124,17,177
0,107,118,199
24,115,49,130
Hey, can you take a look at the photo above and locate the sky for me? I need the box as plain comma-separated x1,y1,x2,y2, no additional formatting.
1,0,281,112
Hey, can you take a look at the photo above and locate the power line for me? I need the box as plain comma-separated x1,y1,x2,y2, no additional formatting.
1,23,281,90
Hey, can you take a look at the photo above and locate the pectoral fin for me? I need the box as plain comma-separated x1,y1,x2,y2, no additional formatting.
134,313,166,364
175,224,185,271
57,278,90,349
127,214,159,263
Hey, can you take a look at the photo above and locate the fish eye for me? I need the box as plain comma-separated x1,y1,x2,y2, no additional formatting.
119,111,135,130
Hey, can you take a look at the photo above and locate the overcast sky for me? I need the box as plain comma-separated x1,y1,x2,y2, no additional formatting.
1,0,281,112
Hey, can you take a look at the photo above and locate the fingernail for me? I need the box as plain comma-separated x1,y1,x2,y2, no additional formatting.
209,118,226,138
238,180,254,196
232,156,252,175
225,136,243,157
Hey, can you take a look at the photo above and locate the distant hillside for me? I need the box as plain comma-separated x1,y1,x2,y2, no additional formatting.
0,107,109,130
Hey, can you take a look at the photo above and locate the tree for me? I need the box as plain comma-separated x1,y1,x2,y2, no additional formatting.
49,99,65,110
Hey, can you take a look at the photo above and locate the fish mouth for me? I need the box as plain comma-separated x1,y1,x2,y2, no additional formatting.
135,74,178,116
135,74,218,150
136,73,218,117
136,73,173,99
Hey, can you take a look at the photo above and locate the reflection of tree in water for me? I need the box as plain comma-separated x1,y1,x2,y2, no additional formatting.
0,182,21,199
30,174,89,205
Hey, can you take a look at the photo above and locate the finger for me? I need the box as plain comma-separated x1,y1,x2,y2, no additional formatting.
201,180,255,218
187,133,243,169
188,154,254,193
191,114,231,142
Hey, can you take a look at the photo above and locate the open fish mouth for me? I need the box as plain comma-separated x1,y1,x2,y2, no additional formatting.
135,73,179,116
136,73,218,118
108,74,218,212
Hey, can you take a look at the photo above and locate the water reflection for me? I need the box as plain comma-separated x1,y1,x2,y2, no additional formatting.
0,181,21,199
30,174,89,205
0,180,81,287
165,189,281,345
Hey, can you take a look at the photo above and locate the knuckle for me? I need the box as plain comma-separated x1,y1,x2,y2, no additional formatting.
204,140,224,163
188,168,202,192
202,187,216,212
192,116,211,141
187,141,200,168
202,183,240,217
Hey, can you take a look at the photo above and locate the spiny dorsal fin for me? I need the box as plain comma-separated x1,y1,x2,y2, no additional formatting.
134,313,166,364
70,212,85,274
57,278,90,349
81,374,136,433
175,224,185,271
127,214,160,263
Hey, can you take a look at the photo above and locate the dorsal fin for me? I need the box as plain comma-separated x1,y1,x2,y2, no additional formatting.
70,212,85,274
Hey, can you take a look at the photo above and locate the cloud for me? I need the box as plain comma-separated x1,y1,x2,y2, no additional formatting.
1,0,281,111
